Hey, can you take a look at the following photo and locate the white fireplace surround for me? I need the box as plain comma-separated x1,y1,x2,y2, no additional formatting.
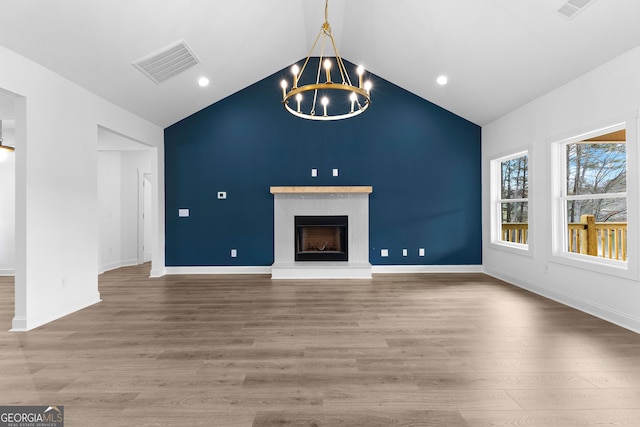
271,186,373,279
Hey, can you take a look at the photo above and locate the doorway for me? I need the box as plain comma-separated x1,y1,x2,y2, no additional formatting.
97,126,153,273
0,90,18,277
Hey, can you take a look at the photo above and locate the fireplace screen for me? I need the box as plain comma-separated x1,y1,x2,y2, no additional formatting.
295,216,348,261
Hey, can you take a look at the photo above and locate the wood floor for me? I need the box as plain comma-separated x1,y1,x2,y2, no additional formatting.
2,265,640,426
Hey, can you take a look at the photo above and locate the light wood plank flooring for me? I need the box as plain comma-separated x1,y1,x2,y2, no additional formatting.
2,265,640,426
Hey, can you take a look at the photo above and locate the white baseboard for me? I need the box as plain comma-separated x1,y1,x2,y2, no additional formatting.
150,267,166,278
10,292,102,332
0,269,15,276
99,259,141,275
372,265,483,274
163,264,483,277
165,266,272,275
484,267,640,334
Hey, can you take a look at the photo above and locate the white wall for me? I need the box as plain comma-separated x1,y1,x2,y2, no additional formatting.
98,151,122,272
483,44,640,332
98,149,152,273
0,45,164,331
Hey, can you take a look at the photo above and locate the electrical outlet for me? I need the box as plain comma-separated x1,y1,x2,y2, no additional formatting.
60,278,67,289
231,249,237,258
419,248,425,256
311,168,318,177
178,208,189,217
217,191,227,200
381,249,389,257
332,168,339,176
402,248,408,257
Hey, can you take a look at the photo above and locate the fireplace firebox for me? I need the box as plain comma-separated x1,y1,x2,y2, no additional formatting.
295,215,348,261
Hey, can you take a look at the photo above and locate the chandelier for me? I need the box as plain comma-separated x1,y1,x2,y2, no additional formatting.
280,0,372,121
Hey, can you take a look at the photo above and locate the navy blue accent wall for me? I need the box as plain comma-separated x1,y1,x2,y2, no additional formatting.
165,60,481,267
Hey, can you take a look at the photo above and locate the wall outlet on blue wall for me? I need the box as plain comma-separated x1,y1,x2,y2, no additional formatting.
311,168,318,177
231,249,237,258
381,249,389,257
402,249,408,257
217,191,227,199
332,168,339,176
419,248,425,256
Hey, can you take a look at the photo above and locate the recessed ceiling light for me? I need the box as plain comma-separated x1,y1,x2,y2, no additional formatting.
436,75,448,86
198,77,210,87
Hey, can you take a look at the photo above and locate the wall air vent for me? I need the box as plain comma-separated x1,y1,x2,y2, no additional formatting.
557,0,596,19
133,40,200,85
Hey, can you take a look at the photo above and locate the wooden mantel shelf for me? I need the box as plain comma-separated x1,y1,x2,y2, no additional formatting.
270,186,373,194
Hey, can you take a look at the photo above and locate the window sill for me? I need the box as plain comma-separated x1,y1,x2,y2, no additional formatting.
489,241,533,258
550,251,637,280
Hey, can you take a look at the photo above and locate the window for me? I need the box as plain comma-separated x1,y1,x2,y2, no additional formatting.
550,112,639,279
491,150,529,251
560,127,627,261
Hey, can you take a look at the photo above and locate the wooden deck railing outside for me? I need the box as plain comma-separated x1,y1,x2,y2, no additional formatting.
501,223,528,245
502,214,627,261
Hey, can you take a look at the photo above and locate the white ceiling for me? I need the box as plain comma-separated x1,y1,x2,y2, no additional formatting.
0,0,639,127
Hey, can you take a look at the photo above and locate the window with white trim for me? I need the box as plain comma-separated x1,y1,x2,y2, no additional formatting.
558,127,627,261
491,151,529,249
550,112,640,280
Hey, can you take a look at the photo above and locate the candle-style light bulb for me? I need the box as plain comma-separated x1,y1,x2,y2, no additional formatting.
364,80,372,95
291,64,300,88
321,96,329,116
296,93,303,113
280,80,288,99
357,66,364,88
324,59,332,83
350,92,357,113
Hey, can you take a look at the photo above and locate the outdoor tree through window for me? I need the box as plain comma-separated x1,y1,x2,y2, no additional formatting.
563,128,627,260
499,152,528,245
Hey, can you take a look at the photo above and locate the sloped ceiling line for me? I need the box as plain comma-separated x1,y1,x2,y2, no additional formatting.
0,0,638,127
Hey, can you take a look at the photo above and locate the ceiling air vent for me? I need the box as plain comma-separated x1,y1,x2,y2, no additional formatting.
133,40,200,84
557,0,596,19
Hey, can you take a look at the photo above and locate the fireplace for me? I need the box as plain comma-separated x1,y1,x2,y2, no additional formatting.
295,215,348,261
271,186,372,279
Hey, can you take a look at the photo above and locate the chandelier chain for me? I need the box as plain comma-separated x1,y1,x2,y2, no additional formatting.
325,0,329,25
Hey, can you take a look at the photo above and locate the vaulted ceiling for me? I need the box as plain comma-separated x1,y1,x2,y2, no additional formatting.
1,0,639,128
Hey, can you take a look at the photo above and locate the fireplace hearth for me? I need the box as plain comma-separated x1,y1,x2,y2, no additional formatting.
295,215,348,261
